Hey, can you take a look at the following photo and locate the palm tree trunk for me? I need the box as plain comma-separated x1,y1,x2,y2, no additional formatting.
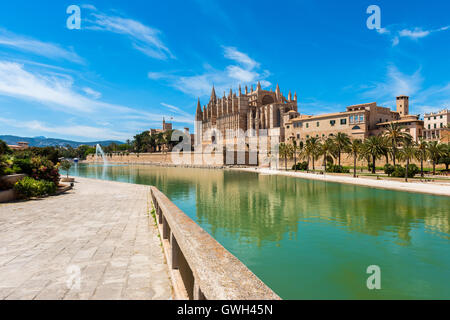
312,157,315,171
324,153,327,172
421,157,424,177
405,159,409,182
338,151,341,167
372,155,376,174
285,155,287,171
367,156,370,172
353,153,357,178
392,146,396,166
294,151,297,172
433,161,436,175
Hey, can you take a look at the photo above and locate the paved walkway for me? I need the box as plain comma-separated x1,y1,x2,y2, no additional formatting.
0,177,172,300
237,168,450,197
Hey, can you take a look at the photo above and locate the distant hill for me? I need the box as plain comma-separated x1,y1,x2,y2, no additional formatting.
0,135,124,148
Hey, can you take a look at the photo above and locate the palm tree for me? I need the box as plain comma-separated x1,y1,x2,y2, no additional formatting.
321,138,335,172
333,132,350,167
279,143,293,171
348,139,362,178
415,138,428,177
292,140,298,172
427,141,445,175
305,137,321,171
399,137,416,182
384,123,408,166
362,136,385,174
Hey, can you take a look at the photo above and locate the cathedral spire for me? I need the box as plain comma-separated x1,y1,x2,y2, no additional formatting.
239,84,242,96
210,85,216,102
275,83,281,101
245,85,248,94
257,81,261,91
288,90,292,101
294,91,297,101
196,98,202,121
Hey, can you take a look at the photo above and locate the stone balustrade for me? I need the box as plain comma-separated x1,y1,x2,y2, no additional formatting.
150,186,280,300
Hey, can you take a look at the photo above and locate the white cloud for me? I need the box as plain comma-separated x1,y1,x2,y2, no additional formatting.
148,46,271,97
81,4,97,11
0,28,83,64
363,66,423,100
0,117,129,141
0,60,194,131
85,12,174,60
82,87,102,99
223,46,259,69
360,65,449,115
377,25,450,46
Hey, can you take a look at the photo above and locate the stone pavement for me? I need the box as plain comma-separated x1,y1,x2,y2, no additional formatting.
0,177,172,300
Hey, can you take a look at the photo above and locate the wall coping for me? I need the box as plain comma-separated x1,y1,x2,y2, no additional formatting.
150,186,280,300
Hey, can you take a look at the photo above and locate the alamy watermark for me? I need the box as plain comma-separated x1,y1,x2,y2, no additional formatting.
366,5,381,30
366,265,381,290
66,5,81,30
66,264,81,290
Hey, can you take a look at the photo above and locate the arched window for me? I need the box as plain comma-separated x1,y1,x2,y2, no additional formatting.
352,125,361,130
262,95,275,105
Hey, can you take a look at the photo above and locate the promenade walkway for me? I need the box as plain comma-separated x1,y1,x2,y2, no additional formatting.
0,177,172,300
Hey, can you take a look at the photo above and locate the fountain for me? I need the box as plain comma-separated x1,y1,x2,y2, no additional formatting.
95,144,109,165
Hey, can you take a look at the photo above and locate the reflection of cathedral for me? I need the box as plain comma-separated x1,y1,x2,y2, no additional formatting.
195,83,299,145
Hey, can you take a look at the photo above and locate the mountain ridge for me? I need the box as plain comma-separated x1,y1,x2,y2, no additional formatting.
0,135,123,148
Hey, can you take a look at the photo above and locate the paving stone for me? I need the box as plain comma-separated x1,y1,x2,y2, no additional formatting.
0,177,172,300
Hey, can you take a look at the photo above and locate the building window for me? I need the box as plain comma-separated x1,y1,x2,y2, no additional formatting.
428,124,431,129
352,125,361,130
359,115,364,122
434,116,437,120
349,116,354,123
434,124,437,129
306,123,309,128
330,120,336,126
441,123,444,128
316,122,320,127
297,134,300,139
440,115,443,119
341,119,347,125
306,135,309,138
287,125,290,129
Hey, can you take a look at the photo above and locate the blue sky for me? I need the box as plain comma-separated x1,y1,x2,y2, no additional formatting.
0,0,449,142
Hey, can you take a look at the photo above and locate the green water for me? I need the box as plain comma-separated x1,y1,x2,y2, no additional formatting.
69,164,450,299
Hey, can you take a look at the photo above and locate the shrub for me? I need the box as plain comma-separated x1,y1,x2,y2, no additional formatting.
326,164,350,173
384,164,395,176
292,161,308,171
29,157,60,184
391,164,419,178
14,177,56,199
12,158,33,174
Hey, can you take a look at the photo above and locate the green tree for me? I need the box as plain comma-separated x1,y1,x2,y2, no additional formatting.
0,139,12,155
384,123,408,166
362,136,385,174
437,143,450,171
332,132,350,166
415,138,428,177
321,138,335,172
398,137,416,182
426,141,446,175
60,160,72,178
279,143,293,171
305,137,321,171
348,139,362,178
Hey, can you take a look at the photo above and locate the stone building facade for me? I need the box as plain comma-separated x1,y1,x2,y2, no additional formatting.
423,109,449,141
285,95,425,142
195,83,299,147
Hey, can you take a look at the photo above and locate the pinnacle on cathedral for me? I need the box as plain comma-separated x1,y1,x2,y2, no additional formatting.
257,81,261,91
210,85,216,102
196,98,202,117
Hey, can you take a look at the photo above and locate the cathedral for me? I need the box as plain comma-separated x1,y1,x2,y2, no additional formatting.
195,82,299,146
